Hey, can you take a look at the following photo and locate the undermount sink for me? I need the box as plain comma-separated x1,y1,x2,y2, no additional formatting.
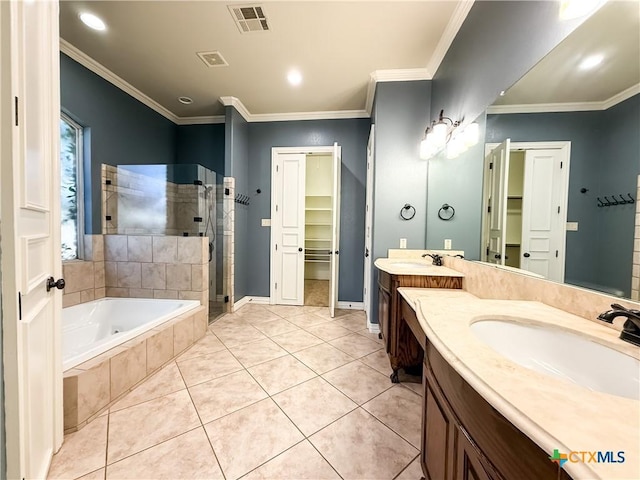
390,262,429,268
470,319,640,400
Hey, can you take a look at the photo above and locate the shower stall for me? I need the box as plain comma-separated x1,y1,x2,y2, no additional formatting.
101,163,229,321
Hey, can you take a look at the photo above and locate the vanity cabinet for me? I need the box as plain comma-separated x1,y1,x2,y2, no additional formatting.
398,297,567,480
377,269,462,382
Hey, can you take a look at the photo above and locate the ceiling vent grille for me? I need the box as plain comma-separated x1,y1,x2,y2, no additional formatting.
196,51,229,68
228,4,270,33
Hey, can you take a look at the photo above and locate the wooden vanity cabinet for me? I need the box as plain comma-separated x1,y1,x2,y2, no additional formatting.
377,269,461,382
397,297,567,480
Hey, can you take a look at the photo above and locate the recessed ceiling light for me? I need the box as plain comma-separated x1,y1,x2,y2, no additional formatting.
499,90,506,96
579,54,604,70
559,0,605,20
287,70,302,87
79,12,106,31
178,96,193,105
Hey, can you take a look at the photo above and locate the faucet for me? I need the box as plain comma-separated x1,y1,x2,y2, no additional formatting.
422,253,443,266
597,303,640,347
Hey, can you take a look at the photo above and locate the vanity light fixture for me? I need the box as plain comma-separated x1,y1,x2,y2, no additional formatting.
79,12,106,31
420,110,479,160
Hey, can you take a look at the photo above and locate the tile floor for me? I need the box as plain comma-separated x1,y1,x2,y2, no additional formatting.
48,304,424,480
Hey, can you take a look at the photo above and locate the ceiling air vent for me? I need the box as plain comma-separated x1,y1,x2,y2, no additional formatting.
228,4,270,33
196,51,229,68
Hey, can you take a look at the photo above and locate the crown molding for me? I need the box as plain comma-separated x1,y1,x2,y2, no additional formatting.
220,96,369,123
174,116,225,125
364,68,432,115
487,84,640,114
426,0,475,78
60,38,180,123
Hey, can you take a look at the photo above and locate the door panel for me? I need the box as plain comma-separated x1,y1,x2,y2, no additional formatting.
487,140,510,265
521,149,564,281
363,126,374,323
330,143,341,317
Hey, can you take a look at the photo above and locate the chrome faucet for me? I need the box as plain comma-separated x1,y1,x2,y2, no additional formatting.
597,303,640,347
422,253,443,266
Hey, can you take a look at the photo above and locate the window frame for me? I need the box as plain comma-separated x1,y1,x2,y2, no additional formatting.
60,112,85,261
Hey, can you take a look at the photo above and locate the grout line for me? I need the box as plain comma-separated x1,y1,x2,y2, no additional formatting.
392,453,421,480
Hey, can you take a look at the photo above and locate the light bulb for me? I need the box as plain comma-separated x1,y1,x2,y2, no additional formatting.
463,123,480,147
80,12,106,31
432,123,447,148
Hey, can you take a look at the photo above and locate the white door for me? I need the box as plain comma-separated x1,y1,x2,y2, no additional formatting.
487,139,511,265
1,1,63,478
272,153,306,305
521,149,567,282
363,126,374,323
329,143,342,317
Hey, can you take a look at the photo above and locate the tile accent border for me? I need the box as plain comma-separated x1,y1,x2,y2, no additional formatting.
63,305,207,433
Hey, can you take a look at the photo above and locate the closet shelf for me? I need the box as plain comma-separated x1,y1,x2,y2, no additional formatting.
306,222,332,226
305,259,330,263
305,208,332,211
305,194,332,197
305,238,331,242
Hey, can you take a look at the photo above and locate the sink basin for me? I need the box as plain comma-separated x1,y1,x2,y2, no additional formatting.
470,319,640,400
390,262,429,268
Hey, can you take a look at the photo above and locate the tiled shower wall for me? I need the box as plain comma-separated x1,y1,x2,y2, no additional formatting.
632,175,640,301
62,235,106,307
224,177,235,308
104,235,209,310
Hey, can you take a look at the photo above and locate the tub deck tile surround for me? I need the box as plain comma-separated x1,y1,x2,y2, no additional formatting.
50,305,424,480
63,305,207,433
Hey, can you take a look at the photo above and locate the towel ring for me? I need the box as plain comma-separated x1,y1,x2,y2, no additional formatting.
438,203,455,221
400,204,416,220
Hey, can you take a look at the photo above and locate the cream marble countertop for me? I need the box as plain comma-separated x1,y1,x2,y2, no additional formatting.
374,257,465,277
397,287,640,480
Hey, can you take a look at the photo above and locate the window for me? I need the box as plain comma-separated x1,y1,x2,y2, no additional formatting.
60,114,84,260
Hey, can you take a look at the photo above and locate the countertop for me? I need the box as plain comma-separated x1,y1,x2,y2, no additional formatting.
398,287,640,480
374,257,465,277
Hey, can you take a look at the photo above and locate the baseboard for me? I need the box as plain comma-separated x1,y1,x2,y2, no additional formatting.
337,301,364,310
233,296,270,311
367,320,380,334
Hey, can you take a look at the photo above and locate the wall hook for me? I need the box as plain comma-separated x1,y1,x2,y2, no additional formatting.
627,193,636,204
597,197,606,207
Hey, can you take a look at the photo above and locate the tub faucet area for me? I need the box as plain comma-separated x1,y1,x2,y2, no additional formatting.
597,303,640,347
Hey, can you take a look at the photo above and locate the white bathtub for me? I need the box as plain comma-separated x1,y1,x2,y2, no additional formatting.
63,297,200,371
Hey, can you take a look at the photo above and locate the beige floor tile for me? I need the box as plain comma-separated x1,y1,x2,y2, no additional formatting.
236,309,283,325
312,308,352,320
177,349,243,386
48,416,108,480
247,355,317,395
272,377,357,436
309,408,418,480
189,370,268,424
287,312,331,329
76,468,105,480
111,362,186,412
293,343,355,374
401,380,424,397
242,441,340,480
106,428,223,479
362,386,423,448
235,304,271,316
211,324,268,347
177,333,226,361
322,360,393,405
107,390,201,463
360,349,393,376
209,313,247,328
331,314,368,332
395,456,422,480
252,318,300,337
329,333,382,358
264,305,307,318
271,329,324,353
228,338,288,368
304,322,352,341
204,398,304,480
355,328,385,345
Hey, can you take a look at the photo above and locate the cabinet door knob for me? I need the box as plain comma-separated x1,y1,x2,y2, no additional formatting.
523,252,530,258
298,247,303,252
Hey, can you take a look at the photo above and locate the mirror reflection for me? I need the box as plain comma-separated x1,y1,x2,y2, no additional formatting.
428,1,640,299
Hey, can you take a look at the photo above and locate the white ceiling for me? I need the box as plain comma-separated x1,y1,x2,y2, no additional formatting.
493,0,640,110
59,1,470,120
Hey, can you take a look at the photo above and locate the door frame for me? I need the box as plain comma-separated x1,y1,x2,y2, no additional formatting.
363,125,374,324
484,141,571,280
270,146,338,305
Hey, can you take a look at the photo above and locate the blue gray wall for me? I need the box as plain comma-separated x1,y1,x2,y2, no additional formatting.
176,124,225,175
0,226,4,480
225,107,250,300
246,118,370,301
430,1,586,130
370,80,431,323
425,112,486,259
486,94,640,296
60,53,177,234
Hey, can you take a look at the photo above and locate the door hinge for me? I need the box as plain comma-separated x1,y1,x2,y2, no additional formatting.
14,97,19,126
224,188,230,196
556,250,559,258
276,165,279,172
275,244,278,251
275,204,278,212
18,292,22,320
486,246,489,256
224,295,229,303
487,205,491,213
560,161,563,169
489,162,493,170
557,206,560,214
275,282,278,290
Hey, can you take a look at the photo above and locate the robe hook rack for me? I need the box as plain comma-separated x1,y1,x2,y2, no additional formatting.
597,194,635,207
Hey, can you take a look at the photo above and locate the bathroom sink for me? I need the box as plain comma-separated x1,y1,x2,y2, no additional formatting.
390,262,429,268
470,319,640,400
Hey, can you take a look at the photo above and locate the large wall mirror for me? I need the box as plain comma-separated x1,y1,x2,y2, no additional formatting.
426,1,640,299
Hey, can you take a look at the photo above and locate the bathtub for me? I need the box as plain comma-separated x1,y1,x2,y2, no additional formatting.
62,297,200,371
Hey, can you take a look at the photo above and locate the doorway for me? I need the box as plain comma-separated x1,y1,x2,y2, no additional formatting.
270,144,341,316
